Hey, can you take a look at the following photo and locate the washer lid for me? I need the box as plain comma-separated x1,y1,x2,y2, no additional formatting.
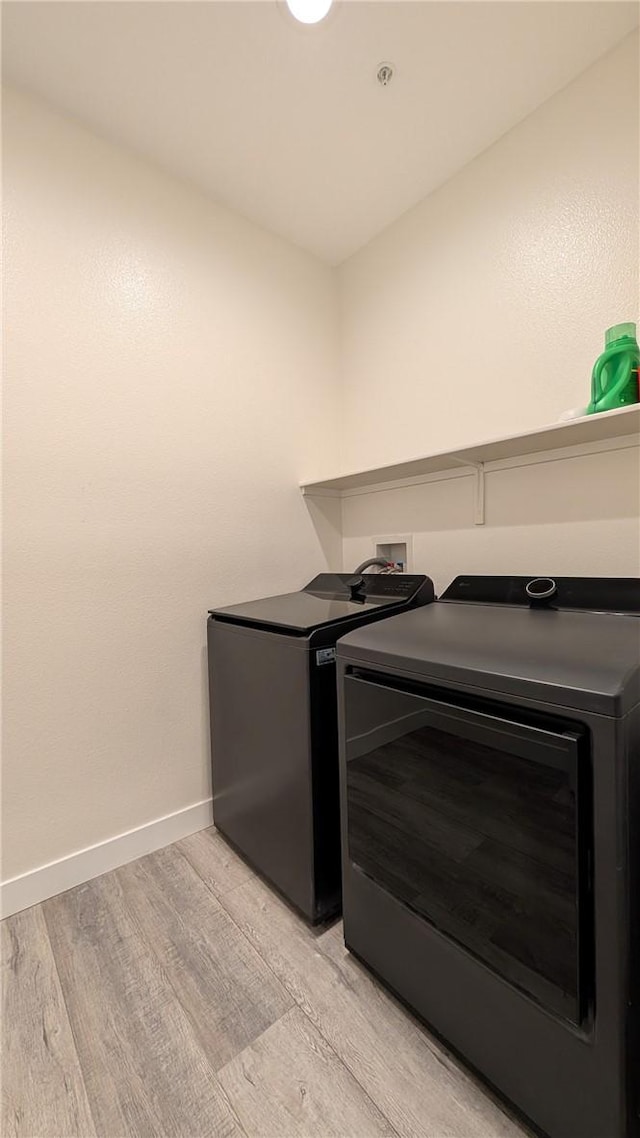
337,602,640,716
210,573,430,635
211,591,385,634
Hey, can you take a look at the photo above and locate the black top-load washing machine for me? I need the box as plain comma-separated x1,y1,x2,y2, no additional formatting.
337,575,640,1138
207,570,434,922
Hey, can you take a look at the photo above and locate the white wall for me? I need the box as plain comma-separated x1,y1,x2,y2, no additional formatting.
3,32,639,902
338,33,639,591
2,88,341,885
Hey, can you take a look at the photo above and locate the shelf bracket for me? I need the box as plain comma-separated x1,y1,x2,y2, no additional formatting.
473,461,486,525
449,457,486,525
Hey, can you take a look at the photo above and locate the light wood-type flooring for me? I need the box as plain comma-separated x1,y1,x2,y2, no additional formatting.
2,827,532,1138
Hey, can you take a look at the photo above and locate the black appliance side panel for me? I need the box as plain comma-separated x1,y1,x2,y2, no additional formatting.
626,702,640,1138
208,619,315,919
337,660,628,1138
308,653,342,921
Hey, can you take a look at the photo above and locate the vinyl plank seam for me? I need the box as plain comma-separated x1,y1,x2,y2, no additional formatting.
191,1067,248,1138
323,948,536,1138
114,845,291,1098
41,902,99,1138
194,853,516,1134
46,872,249,1138
298,989,522,1138
217,885,530,1138
331,945,533,1136
213,884,365,1026
178,842,308,1005
213,884,338,1029
216,1004,400,1138
340,949,468,1074
177,837,255,902
141,841,281,987
124,915,292,1094
296,1003,402,1138
134,838,297,1015
211,887,405,1137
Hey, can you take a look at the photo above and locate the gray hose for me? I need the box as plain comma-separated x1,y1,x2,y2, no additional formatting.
353,557,391,574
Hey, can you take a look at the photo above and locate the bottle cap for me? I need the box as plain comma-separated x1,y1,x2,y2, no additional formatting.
605,322,636,345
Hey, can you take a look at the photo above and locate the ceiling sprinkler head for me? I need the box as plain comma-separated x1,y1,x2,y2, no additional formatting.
376,62,394,87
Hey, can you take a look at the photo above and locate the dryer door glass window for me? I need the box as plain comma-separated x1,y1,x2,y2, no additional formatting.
344,673,592,1025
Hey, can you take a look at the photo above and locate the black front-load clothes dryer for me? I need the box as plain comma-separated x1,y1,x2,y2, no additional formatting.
337,575,640,1138
207,572,434,922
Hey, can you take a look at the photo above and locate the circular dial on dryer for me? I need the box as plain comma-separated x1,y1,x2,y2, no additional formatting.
525,577,557,600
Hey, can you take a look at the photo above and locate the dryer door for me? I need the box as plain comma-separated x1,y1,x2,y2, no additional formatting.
343,671,593,1025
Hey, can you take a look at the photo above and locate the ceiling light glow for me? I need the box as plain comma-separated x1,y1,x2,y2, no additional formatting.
286,0,333,25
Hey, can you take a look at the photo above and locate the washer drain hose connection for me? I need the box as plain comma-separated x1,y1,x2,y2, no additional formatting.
353,557,393,574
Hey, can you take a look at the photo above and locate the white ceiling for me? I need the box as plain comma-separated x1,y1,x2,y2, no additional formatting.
3,1,638,264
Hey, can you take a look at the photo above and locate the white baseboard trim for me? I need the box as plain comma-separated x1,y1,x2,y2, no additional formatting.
1,798,214,919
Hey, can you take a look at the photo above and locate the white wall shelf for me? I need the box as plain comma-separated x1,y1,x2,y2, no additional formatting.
301,405,640,525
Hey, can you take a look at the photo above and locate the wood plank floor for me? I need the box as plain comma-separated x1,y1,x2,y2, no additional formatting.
2,828,533,1138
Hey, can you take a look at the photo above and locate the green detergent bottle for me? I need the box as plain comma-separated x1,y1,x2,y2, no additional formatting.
587,322,640,414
